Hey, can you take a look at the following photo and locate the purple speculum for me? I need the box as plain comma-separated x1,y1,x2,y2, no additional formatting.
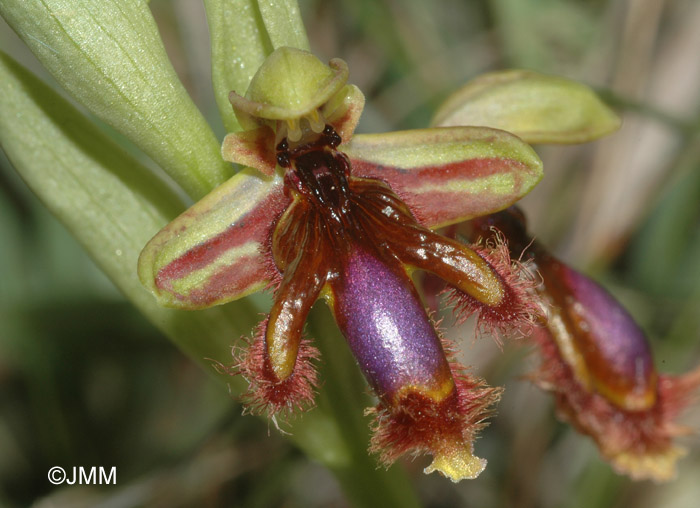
558,264,654,386
333,245,451,402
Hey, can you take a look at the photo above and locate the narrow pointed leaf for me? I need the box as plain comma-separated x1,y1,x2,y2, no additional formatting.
0,51,256,364
139,170,289,309
204,0,272,133
0,0,230,199
257,0,310,52
344,127,543,228
431,70,621,144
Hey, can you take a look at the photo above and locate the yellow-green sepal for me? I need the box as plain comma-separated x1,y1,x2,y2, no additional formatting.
0,0,231,200
344,127,543,228
432,70,621,144
230,47,349,129
138,170,289,309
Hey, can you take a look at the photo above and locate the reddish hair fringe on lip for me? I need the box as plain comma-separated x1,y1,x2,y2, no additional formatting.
232,318,320,418
532,327,700,481
366,363,502,479
447,228,542,344
366,332,502,480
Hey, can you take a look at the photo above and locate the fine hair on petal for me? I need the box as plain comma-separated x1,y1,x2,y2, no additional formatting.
230,318,320,421
447,227,542,344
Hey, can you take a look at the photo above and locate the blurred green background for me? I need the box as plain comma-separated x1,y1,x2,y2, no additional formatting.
1,0,699,506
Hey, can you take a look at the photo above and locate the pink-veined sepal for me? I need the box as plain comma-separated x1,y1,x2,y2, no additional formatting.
343,127,543,228
138,169,289,309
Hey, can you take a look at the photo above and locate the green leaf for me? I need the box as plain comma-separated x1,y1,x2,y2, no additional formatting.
0,0,230,199
204,0,310,133
0,50,253,365
204,0,272,133
432,70,621,144
257,0,310,52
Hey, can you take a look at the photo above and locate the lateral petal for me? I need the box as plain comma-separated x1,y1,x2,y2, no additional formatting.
138,169,289,308
344,127,542,228
221,126,277,176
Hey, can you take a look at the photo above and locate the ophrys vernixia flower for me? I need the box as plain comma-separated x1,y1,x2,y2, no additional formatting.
138,47,543,481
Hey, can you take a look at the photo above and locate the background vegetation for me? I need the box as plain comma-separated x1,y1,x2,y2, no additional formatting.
1,0,699,506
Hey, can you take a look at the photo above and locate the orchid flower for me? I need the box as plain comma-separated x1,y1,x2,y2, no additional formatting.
468,207,700,482
4,0,697,501
138,47,543,481
434,71,700,482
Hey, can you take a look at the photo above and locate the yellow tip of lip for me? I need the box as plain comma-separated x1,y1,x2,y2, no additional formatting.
610,446,686,482
424,447,487,482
